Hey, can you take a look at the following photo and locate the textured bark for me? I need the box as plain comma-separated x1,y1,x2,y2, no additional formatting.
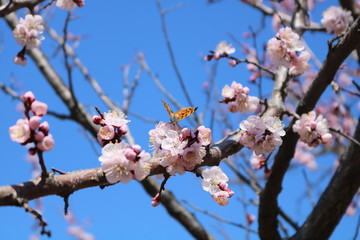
291,117,360,240
258,16,360,240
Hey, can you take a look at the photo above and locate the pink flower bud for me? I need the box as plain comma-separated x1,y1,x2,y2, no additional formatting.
228,59,237,67
39,121,50,134
23,91,35,103
118,124,128,135
218,181,228,191
93,115,103,125
151,193,161,207
181,128,193,139
14,55,27,66
246,214,256,225
34,131,44,142
213,52,221,60
204,55,213,61
74,0,85,7
131,144,142,154
28,147,37,155
37,134,55,151
242,87,250,95
321,133,332,144
29,116,41,130
124,148,137,161
213,191,230,206
31,100,48,116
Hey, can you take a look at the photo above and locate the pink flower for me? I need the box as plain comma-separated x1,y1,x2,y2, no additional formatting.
133,150,152,181
294,142,317,170
197,126,212,145
31,100,48,116
321,6,353,35
239,115,285,155
289,51,311,75
293,111,332,147
267,27,310,75
103,110,130,127
56,0,76,10
250,152,265,170
220,81,259,113
39,121,50,134
37,134,55,151
98,125,115,141
212,191,230,206
99,142,133,184
201,166,229,195
214,41,235,59
149,122,211,175
9,119,31,143
13,14,44,49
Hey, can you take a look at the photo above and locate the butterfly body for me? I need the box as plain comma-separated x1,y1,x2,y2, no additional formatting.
162,100,197,124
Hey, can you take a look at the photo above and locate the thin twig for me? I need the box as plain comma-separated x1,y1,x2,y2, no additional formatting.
156,0,200,124
184,200,258,234
330,128,360,147
23,202,51,237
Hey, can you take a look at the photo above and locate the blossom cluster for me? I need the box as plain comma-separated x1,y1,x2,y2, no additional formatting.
292,111,332,147
239,115,285,155
220,81,259,113
13,14,44,50
149,122,212,176
9,91,55,153
201,166,234,206
56,0,85,11
266,27,310,75
99,141,153,184
205,41,235,62
321,6,353,35
93,110,130,146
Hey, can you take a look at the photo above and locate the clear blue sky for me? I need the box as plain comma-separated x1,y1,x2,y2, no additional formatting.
0,0,356,239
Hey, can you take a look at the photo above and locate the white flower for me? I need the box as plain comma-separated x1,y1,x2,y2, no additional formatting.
13,14,44,49
56,0,76,11
103,110,130,127
202,166,229,195
321,6,353,35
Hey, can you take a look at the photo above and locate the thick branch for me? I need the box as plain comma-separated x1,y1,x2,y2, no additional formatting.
291,116,360,240
0,168,107,206
258,17,360,240
0,0,46,17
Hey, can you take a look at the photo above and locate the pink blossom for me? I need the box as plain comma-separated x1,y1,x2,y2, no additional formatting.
31,100,48,116
201,166,229,195
98,125,115,141
246,214,256,225
197,126,212,145
267,27,310,75
37,134,55,151
321,6,353,35
103,110,130,127
9,119,31,143
99,142,133,184
56,0,77,10
289,51,311,75
250,152,265,170
67,226,94,240
133,150,152,181
212,191,230,206
220,81,259,113
214,41,235,59
293,111,332,147
294,142,317,170
149,122,211,175
13,14,44,49
239,115,285,155
33,131,45,142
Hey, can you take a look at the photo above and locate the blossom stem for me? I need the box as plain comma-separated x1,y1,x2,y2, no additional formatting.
37,150,49,179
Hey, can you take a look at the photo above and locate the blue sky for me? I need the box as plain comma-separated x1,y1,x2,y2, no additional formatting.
0,0,357,239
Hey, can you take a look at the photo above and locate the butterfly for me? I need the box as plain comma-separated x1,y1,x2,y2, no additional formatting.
162,100,198,124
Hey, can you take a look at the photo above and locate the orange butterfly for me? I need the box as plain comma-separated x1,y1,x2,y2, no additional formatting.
162,100,198,123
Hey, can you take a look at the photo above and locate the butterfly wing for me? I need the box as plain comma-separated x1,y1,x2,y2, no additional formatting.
162,100,173,116
173,107,198,122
